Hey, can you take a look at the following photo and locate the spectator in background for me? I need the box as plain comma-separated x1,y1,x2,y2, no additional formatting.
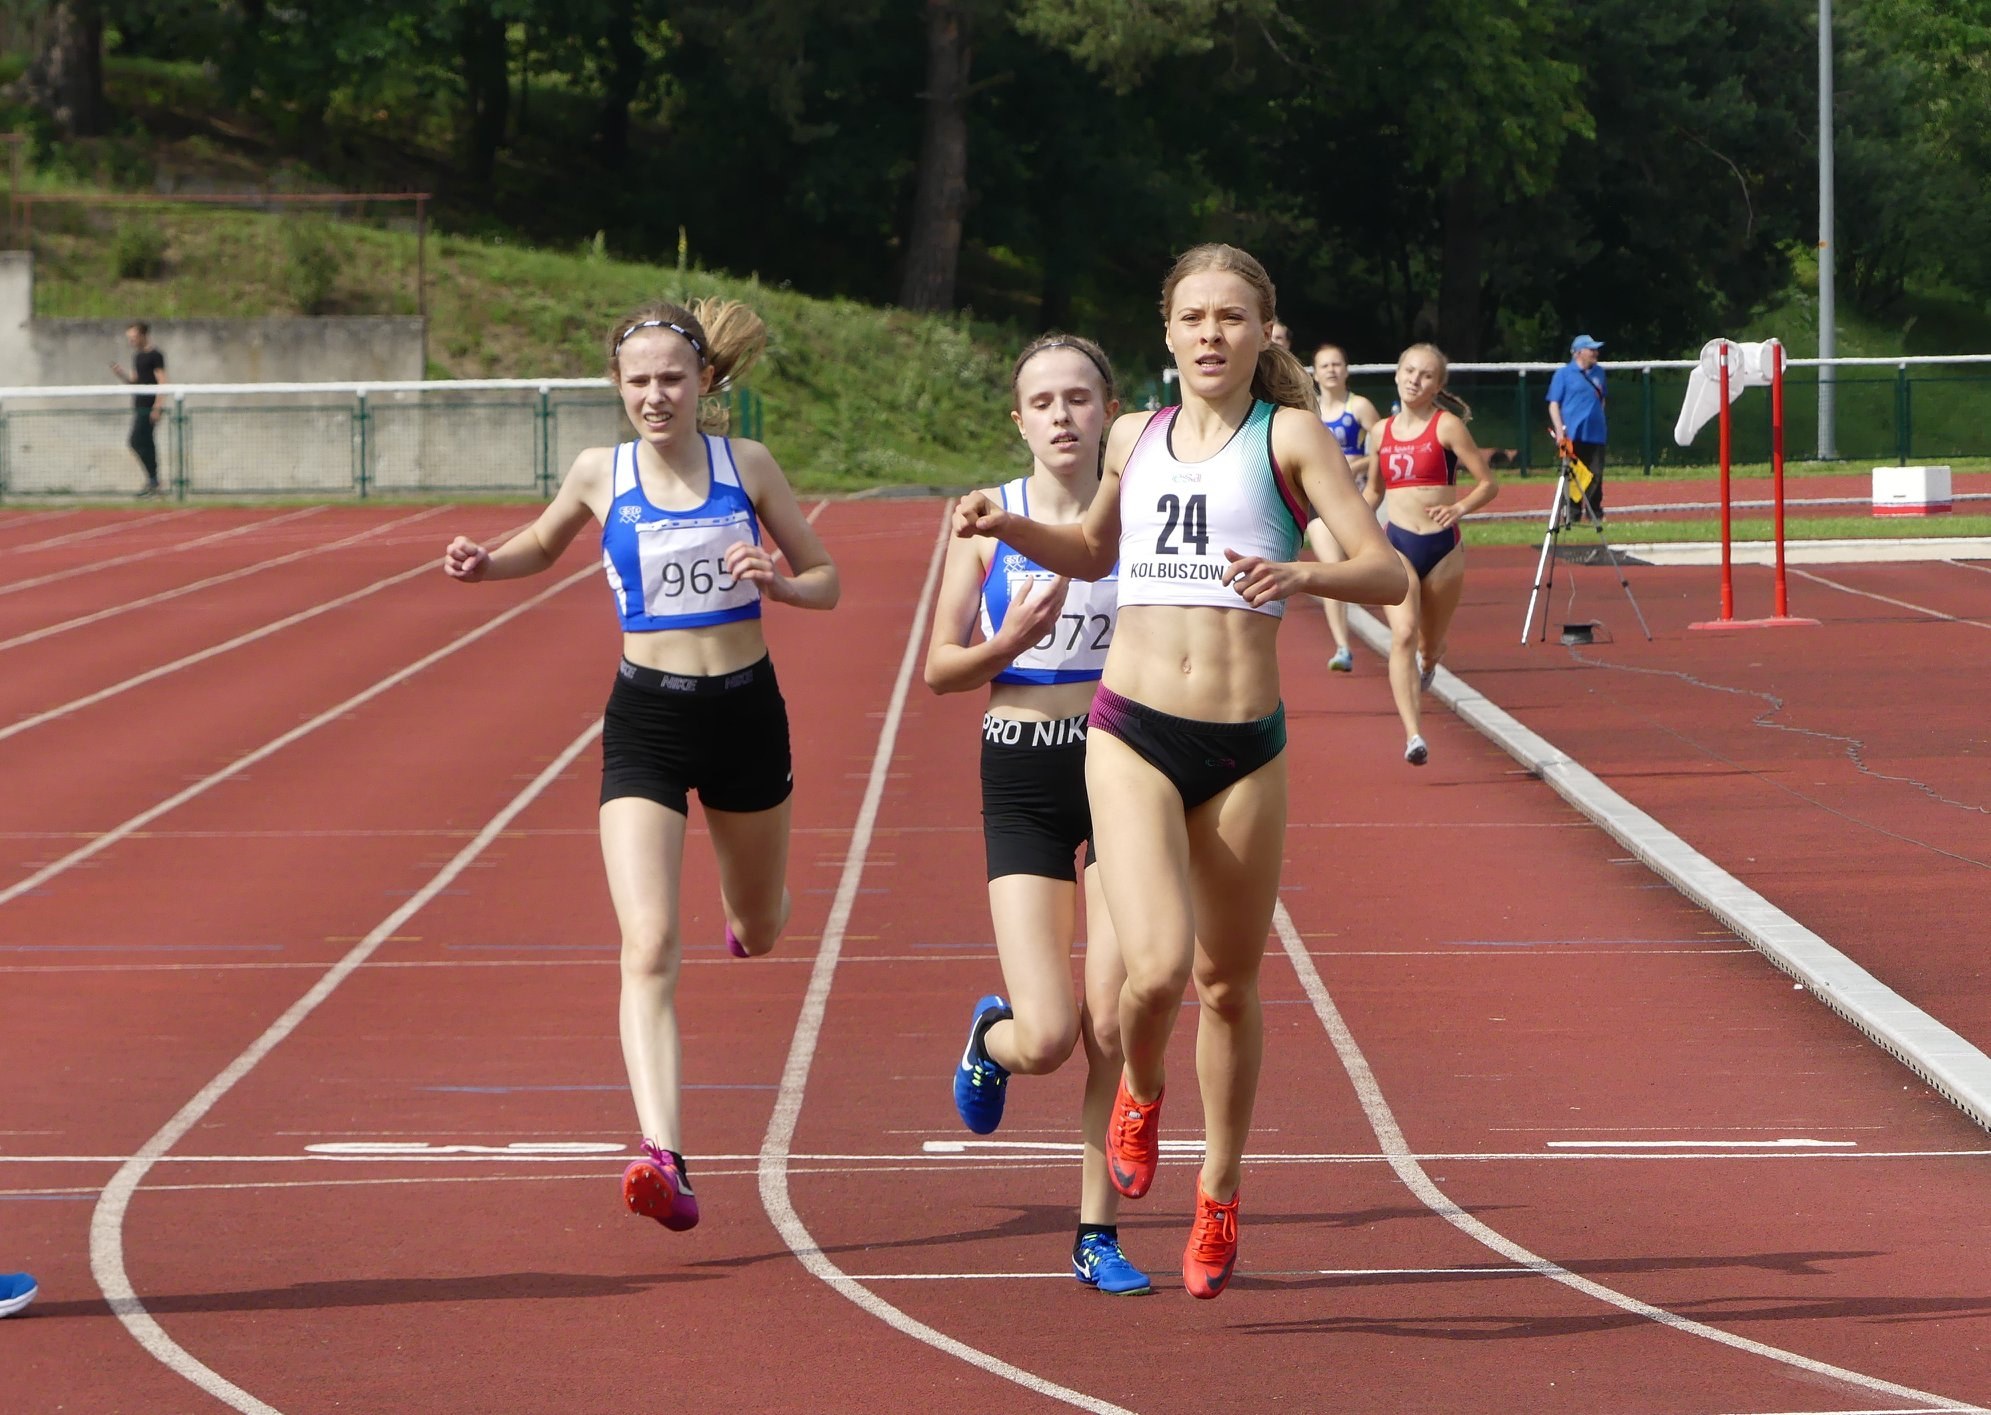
1546,334,1606,524
111,322,167,497
1268,321,1291,351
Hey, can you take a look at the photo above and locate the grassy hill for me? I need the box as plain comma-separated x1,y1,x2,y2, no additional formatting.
8,57,1991,495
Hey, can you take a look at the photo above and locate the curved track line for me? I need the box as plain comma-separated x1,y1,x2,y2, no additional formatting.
0,505,326,596
1790,567,1990,630
88,723,604,1414
0,506,448,652
0,563,596,910
0,526,522,742
1346,606,1991,1132
1272,902,1986,1413
8,508,193,552
755,508,1134,1415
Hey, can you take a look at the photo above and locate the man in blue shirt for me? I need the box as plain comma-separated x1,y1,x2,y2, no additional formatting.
1547,334,1608,524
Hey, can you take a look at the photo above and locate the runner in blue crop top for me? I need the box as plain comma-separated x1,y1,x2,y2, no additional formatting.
924,334,1148,1296
443,298,838,1236
1307,342,1384,674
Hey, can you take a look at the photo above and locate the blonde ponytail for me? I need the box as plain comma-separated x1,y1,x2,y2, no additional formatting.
607,296,770,435
1254,345,1318,415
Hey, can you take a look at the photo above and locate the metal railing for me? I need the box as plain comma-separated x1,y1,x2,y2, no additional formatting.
1337,354,1991,475
0,379,766,500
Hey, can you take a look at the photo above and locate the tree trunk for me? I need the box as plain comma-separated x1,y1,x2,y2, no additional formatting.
1436,173,1484,360
458,7,510,188
597,0,645,169
899,0,974,312
12,0,105,140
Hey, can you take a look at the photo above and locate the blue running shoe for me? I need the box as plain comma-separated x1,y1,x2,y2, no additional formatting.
1073,1233,1151,1295
0,1272,37,1318
952,994,1012,1134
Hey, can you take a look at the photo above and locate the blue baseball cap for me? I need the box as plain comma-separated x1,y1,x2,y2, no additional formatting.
1570,334,1604,351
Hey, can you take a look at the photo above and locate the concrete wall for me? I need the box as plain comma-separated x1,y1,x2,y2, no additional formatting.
1,250,432,495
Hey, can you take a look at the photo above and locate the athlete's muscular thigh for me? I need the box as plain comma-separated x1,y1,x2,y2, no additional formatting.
1085,730,1194,982
1187,755,1287,984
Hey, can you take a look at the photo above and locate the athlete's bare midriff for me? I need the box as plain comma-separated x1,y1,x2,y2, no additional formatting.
1101,604,1282,722
985,678,1103,722
1383,483,1457,533
620,617,769,676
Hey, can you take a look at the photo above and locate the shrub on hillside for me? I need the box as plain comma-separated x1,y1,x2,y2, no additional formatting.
112,220,168,279
284,219,342,315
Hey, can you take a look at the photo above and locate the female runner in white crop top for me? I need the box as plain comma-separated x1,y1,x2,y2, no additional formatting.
954,245,1404,1298
442,298,837,1235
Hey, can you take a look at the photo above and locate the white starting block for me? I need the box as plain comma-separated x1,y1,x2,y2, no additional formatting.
1871,465,1953,516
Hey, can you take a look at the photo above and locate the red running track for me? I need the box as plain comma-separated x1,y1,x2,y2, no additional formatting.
2,502,1988,1414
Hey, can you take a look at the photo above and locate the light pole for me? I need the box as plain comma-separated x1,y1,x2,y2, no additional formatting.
1818,0,1838,459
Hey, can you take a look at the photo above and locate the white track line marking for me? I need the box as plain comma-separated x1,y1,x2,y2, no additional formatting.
88,720,603,1415
755,507,1133,1415
1274,901,1986,1414
1790,568,1990,630
16,1146,1991,1168
0,562,594,910
8,509,194,552
0,505,326,596
0,506,450,653
1345,605,1991,1132
0,521,516,741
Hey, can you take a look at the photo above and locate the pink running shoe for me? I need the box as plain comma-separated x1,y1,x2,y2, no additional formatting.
725,924,749,958
622,1141,699,1231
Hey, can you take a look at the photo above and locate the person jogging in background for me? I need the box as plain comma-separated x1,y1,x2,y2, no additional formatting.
955,244,1404,1298
111,322,166,497
1547,334,1607,525
1368,343,1499,765
926,333,1147,1296
1309,343,1381,673
442,297,838,1235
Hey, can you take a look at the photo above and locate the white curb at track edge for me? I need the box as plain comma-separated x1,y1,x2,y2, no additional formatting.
1347,608,1991,1135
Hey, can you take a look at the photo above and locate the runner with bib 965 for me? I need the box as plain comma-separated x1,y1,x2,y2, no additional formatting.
442,298,838,1236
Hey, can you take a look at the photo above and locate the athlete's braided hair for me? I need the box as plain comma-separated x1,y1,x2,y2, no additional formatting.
1009,332,1117,408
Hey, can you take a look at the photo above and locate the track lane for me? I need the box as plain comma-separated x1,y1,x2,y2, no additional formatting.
8,504,1991,1412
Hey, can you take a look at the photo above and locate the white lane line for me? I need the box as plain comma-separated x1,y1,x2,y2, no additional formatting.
756,507,1133,1415
0,562,596,910
0,509,81,537
7,509,195,552
1274,901,1986,1414
0,521,515,741
1790,567,1990,630
1546,1139,1854,1149
0,505,327,597
0,505,450,653
1346,605,1991,1133
16,1146,1991,1168
89,719,603,1415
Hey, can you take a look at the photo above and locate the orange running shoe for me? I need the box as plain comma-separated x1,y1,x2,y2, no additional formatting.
1183,1176,1239,1299
1106,1077,1162,1199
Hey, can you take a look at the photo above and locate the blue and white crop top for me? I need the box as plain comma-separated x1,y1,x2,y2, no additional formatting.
600,438,762,632
1322,406,1364,459
979,477,1118,685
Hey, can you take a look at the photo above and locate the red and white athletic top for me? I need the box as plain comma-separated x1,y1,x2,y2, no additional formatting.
1375,411,1458,490
1117,400,1308,619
